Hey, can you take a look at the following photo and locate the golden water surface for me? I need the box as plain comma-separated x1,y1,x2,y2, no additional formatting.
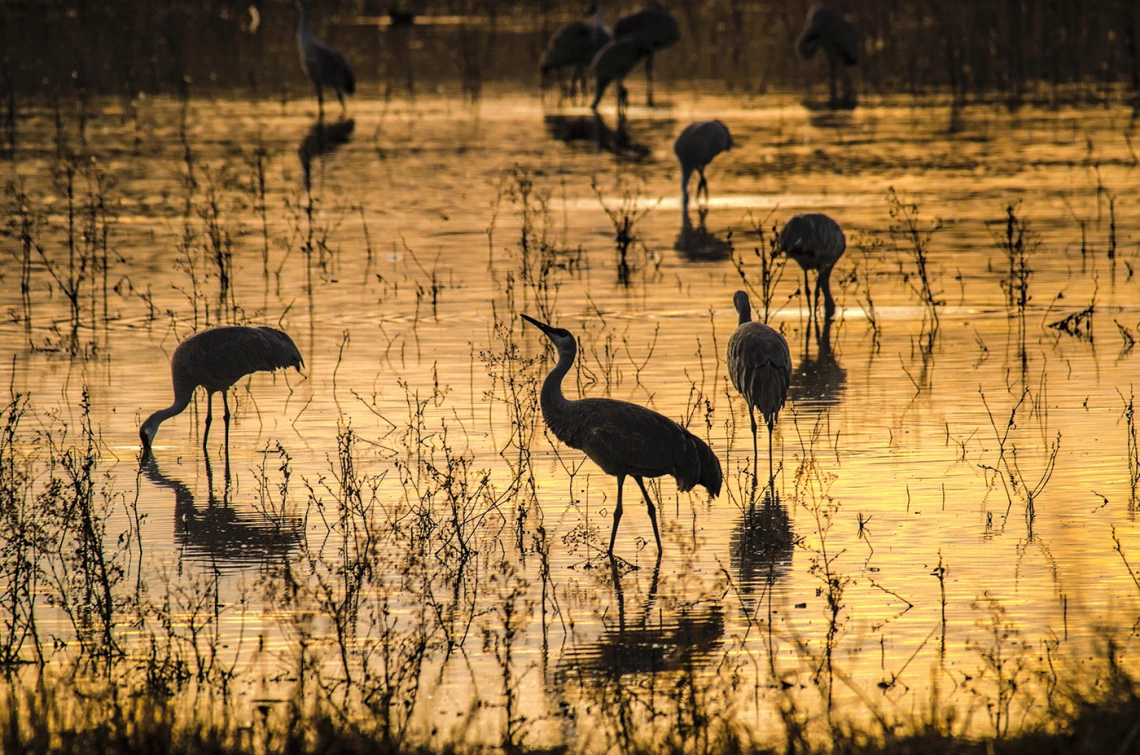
2,88,1139,748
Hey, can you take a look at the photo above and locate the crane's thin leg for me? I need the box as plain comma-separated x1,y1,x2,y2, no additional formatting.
317,87,325,120
203,392,214,451
697,169,708,206
748,404,759,495
609,474,625,556
644,52,655,107
803,269,812,320
820,265,835,318
634,476,662,553
337,90,346,114
827,55,839,109
767,418,776,494
222,390,232,458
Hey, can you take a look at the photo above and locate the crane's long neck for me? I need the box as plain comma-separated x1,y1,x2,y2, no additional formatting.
539,341,576,426
297,3,312,42
143,386,194,436
737,299,752,325
593,6,604,30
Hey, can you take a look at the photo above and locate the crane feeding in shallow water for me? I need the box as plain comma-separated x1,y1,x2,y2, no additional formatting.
673,120,733,212
727,291,791,493
139,326,304,454
779,212,847,320
296,0,356,117
540,4,612,99
522,313,722,557
611,3,681,106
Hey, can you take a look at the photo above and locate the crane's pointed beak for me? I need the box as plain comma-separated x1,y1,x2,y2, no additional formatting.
521,313,555,335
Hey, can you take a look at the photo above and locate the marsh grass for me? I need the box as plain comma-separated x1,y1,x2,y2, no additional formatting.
886,188,942,330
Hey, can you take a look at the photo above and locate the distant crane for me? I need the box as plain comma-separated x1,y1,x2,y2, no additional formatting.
779,212,846,320
140,326,304,453
522,313,722,557
796,4,858,109
296,0,356,117
727,291,791,492
589,34,654,115
612,3,681,106
673,120,732,213
541,4,612,100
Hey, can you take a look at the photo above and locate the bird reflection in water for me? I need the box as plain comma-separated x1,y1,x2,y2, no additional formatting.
674,206,733,262
556,558,724,681
299,117,355,191
730,489,794,594
140,452,302,570
788,316,846,413
543,112,649,160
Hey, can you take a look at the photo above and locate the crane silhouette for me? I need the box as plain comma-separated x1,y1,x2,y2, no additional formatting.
140,326,304,453
727,291,791,492
296,0,356,118
589,34,653,115
522,314,722,557
779,212,846,320
796,4,858,109
541,4,612,100
673,120,732,213
612,3,681,106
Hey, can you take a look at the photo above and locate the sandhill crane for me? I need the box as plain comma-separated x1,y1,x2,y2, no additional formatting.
140,326,304,453
796,4,858,109
673,120,732,212
613,3,681,106
727,291,791,492
522,313,722,557
778,212,846,320
589,34,654,115
541,4,612,99
296,0,356,117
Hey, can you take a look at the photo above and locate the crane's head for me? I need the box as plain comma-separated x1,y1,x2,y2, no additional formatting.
732,290,753,324
139,413,160,452
521,314,577,355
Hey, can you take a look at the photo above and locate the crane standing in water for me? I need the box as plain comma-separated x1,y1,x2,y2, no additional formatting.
522,314,722,557
541,4,612,99
673,120,733,213
779,212,847,320
296,0,356,117
589,35,653,115
796,4,859,109
612,3,681,106
727,291,791,493
140,326,304,454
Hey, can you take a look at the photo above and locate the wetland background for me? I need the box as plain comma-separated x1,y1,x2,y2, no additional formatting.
2,1,1140,752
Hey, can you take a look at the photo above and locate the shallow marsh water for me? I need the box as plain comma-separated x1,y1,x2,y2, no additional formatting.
2,87,1140,748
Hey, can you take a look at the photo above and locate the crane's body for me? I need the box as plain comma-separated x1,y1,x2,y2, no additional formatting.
589,35,653,114
796,4,858,108
727,291,791,492
779,212,846,319
541,5,612,99
612,3,680,106
140,326,304,453
523,314,721,556
673,120,732,212
296,0,356,116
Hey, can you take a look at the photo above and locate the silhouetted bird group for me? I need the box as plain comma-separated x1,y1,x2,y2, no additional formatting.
140,2,861,561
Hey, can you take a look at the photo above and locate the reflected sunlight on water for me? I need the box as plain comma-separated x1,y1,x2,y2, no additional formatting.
1,88,1139,749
